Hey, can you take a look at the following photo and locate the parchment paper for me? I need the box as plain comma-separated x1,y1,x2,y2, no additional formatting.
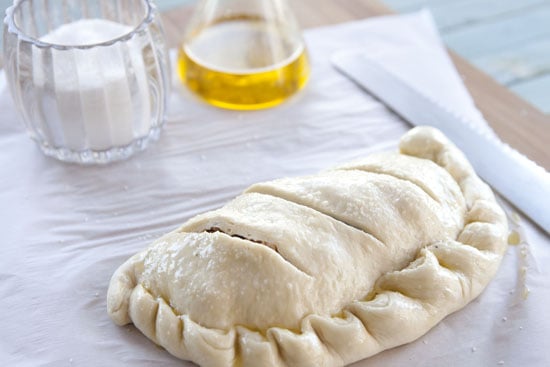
1,10,548,367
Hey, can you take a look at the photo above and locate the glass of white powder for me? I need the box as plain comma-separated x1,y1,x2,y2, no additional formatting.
2,0,170,164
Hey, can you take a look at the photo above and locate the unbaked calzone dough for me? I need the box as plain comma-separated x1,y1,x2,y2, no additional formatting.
107,127,508,367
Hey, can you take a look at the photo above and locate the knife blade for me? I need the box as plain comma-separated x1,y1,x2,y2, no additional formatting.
332,50,550,234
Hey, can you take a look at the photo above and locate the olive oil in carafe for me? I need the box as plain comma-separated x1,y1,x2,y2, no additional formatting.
178,16,310,110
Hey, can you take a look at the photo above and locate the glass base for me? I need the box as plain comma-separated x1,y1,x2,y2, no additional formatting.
35,125,163,165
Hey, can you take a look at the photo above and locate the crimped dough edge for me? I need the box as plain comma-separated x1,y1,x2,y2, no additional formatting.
107,126,508,367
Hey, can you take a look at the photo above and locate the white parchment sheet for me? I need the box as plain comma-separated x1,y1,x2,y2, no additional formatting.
0,11,548,367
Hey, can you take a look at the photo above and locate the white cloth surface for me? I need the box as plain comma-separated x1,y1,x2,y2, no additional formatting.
0,10,548,367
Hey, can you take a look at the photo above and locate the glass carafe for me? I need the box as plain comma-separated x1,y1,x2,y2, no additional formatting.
178,0,310,110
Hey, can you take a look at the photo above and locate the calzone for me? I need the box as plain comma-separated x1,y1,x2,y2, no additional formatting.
107,127,508,367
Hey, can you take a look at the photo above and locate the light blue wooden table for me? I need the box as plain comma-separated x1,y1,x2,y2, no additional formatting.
383,0,550,114
1,0,548,114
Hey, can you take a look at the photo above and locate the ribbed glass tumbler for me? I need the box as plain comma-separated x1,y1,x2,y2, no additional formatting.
2,0,170,164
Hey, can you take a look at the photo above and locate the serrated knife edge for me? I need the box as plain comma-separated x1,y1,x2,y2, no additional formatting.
332,50,550,234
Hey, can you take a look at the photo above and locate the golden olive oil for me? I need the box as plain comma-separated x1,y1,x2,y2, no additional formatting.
178,16,310,110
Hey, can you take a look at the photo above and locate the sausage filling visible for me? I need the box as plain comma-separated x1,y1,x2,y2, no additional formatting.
205,227,280,253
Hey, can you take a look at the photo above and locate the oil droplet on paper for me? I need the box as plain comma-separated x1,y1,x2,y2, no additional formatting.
522,286,530,300
510,211,521,224
505,213,531,302
507,231,521,245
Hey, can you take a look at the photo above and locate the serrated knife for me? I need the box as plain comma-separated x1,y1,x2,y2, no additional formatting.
332,50,550,234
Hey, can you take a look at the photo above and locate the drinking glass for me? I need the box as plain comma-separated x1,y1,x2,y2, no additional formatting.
3,0,170,164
